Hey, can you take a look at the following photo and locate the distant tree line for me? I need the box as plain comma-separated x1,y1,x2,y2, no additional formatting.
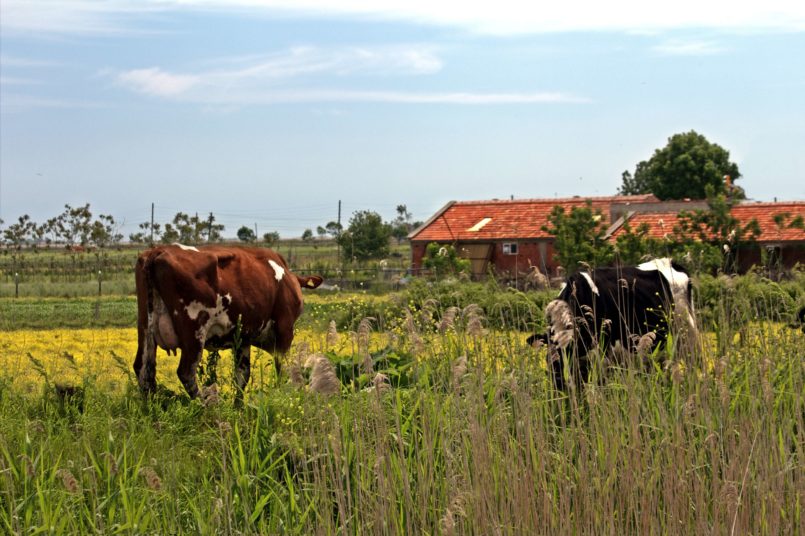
235,204,422,262
0,202,422,261
129,211,225,246
0,204,123,250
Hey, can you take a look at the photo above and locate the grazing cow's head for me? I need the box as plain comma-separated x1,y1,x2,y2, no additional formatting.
526,332,549,348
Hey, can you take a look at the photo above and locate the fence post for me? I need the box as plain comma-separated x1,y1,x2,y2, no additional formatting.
15,272,19,298
95,270,103,320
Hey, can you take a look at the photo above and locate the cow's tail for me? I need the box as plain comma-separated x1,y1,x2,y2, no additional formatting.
136,249,163,318
135,248,168,391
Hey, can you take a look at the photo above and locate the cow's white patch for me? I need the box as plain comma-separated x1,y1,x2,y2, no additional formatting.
580,272,599,296
546,299,574,350
173,242,199,252
185,294,233,342
268,259,285,282
638,258,695,331
558,282,567,296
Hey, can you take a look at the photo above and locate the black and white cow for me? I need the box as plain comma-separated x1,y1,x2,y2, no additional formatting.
794,306,805,333
527,258,696,390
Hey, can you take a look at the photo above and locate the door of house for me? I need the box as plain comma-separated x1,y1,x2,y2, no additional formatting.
458,243,493,278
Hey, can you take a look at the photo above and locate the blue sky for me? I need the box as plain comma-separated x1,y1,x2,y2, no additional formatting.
2,1,804,239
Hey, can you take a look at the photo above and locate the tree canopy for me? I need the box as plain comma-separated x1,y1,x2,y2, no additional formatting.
236,226,256,243
619,131,743,200
337,210,391,261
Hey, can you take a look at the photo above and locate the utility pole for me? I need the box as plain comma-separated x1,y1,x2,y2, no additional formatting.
337,200,343,286
336,199,342,258
150,203,155,246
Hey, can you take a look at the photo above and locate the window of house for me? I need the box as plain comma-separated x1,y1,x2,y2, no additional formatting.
502,242,518,255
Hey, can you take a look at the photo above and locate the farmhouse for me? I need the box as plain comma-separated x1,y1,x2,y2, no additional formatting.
409,195,805,278
607,200,805,272
407,194,660,278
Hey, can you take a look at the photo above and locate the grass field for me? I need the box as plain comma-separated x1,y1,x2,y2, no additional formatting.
0,278,803,534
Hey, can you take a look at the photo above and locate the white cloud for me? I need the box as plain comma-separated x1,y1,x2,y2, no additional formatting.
652,39,727,56
114,45,442,99
206,45,443,78
116,67,199,96
112,45,582,105
115,85,586,105
3,0,805,35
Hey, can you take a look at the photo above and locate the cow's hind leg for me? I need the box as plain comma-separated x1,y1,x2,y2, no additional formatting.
234,345,251,395
270,318,297,379
177,340,203,399
136,329,157,393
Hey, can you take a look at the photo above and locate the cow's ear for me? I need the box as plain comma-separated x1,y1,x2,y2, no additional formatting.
297,275,323,289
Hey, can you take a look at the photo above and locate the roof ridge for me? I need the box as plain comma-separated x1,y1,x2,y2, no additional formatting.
453,194,657,205
735,200,805,206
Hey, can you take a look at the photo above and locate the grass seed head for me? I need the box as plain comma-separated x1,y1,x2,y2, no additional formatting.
439,307,459,334
102,452,118,476
635,331,657,356
200,383,220,407
56,468,80,494
326,320,339,347
371,372,390,394
139,466,162,491
306,355,340,396
452,355,468,390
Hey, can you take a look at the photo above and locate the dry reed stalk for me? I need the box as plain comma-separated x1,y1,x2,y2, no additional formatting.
305,354,340,395
439,307,459,334
326,320,339,347
452,355,468,390
200,383,219,407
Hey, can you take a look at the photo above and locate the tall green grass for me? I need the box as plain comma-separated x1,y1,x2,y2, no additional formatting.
0,281,803,534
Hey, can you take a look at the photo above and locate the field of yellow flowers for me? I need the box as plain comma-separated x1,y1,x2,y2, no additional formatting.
0,320,534,397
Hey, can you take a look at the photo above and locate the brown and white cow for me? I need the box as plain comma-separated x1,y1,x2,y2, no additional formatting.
134,244,323,398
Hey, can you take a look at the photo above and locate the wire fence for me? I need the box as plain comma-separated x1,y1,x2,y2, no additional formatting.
0,250,416,297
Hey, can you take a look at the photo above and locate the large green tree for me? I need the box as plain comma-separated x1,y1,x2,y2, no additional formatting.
337,210,391,261
619,131,743,200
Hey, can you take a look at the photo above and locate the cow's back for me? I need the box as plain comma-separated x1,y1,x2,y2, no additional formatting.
136,244,303,349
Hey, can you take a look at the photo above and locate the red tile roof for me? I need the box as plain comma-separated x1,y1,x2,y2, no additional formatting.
729,202,805,242
410,194,659,242
610,201,805,243
611,211,683,240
